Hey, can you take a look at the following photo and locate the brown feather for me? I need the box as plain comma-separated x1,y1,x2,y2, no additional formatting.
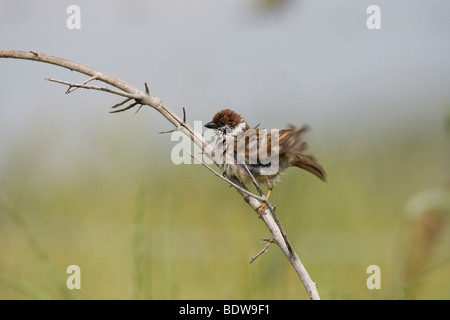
276,125,326,182
207,109,327,186
212,109,245,129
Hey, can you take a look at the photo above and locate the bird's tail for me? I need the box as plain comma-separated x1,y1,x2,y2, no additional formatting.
280,125,327,182
293,154,327,182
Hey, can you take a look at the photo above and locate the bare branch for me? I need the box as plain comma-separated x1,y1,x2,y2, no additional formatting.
109,101,140,114
0,49,321,300
242,164,264,197
158,128,178,134
250,238,274,264
111,97,132,109
45,77,140,99
65,75,98,94
134,104,145,114
241,164,276,214
242,163,294,255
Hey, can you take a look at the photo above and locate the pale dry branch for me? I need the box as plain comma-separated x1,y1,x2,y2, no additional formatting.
65,75,98,94
241,163,296,256
241,163,276,215
187,151,267,202
0,49,320,300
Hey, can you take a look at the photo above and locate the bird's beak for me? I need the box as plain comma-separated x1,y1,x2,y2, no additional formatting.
204,121,218,129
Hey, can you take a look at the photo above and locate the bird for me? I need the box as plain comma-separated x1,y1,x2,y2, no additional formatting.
204,109,326,216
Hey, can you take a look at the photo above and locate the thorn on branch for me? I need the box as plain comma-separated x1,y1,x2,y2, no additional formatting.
45,77,139,99
186,151,267,202
158,129,177,134
65,75,98,94
144,82,149,94
242,163,277,217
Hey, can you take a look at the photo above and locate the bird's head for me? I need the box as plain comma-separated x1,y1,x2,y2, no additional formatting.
205,109,248,135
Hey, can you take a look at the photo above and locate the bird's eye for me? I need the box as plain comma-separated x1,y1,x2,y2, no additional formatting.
219,121,225,126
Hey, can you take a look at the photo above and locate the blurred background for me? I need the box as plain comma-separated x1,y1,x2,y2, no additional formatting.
0,0,449,299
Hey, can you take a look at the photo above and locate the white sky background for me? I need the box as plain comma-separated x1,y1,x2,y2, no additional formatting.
0,0,449,172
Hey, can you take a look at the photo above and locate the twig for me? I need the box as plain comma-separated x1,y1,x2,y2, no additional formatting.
0,49,321,300
111,97,132,109
65,75,98,94
134,104,145,114
0,193,73,299
241,164,275,214
242,163,294,256
242,164,264,197
45,77,140,99
109,101,140,114
159,107,187,133
186,151,267,202
250,238,274,264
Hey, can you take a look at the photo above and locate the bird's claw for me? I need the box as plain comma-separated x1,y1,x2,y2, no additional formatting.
257,203,267,218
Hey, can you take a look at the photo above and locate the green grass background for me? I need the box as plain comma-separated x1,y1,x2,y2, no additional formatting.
1,109,449,300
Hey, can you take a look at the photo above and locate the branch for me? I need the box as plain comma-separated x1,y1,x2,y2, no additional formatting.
0,49,320,300
241,163,276,214
229,175,320,299
45,77,140,99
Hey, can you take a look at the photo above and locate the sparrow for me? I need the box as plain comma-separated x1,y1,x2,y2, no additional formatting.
205,109,326,215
